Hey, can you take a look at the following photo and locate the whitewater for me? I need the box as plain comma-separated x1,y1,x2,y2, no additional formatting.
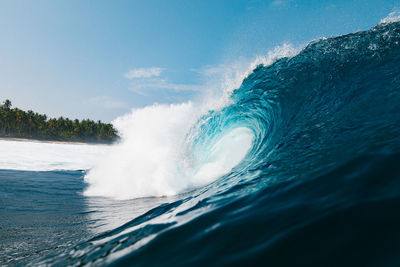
1,17,400,266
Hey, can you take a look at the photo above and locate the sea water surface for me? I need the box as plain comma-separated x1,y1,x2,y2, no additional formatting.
1,20,400,266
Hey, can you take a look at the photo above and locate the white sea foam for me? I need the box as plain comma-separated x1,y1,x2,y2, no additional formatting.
0,139,110,171
380,11,400,24
84,103,199,199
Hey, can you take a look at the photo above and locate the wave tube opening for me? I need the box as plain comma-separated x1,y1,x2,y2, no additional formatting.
188,127,254,187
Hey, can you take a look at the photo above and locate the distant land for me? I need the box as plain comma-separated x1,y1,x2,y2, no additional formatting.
0,99,119,144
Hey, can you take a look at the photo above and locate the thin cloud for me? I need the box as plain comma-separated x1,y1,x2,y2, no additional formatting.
89,96,129,109
271,0,285,6
124,66,202,95
191,65,226,77
124,67,164,79
129,79,203,95
271,0,294,7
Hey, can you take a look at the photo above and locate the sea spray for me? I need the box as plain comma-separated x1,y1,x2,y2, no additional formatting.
83,44,299,200
84,102,198,199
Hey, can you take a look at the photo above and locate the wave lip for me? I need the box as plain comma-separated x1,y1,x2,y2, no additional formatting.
380,11,400,24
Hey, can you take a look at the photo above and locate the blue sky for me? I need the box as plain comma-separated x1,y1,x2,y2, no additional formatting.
0,0,399,122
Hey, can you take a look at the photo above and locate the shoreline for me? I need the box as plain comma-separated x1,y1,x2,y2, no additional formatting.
0,137,112,146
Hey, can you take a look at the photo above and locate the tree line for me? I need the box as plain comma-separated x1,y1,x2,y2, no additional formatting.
0,99,119,143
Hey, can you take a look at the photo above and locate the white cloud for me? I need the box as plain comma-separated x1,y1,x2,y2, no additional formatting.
124,66,202,95
89,96,128,109
271,0,285,6
129,79,203,95
326,4,336,10
191,65,226,77
124,67,164,79
271,0,294,7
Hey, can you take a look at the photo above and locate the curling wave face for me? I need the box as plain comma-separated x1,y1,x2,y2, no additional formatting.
40,20,400,266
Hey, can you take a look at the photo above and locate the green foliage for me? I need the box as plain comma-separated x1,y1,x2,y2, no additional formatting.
0,100,119,143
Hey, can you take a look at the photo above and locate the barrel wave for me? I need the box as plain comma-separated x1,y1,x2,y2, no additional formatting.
40,21,400,266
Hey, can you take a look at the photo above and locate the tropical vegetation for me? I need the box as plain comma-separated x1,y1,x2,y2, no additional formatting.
0,99,119,143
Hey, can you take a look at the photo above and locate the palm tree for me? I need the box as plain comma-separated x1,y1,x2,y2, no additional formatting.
2,99,11,110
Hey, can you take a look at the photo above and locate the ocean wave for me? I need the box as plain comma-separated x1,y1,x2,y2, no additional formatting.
38,20,400,266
